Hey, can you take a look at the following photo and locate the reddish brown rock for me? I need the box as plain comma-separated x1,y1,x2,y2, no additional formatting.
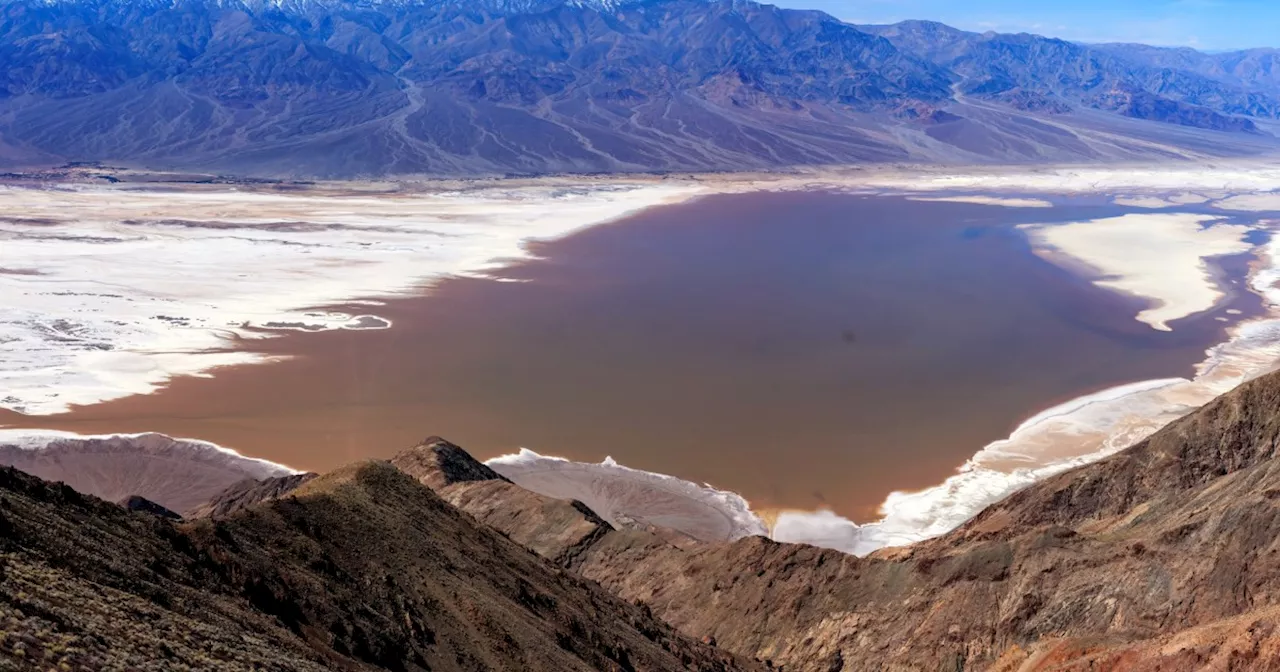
392,437,621,566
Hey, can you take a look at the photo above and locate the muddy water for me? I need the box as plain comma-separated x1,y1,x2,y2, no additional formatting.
4,192,1254,521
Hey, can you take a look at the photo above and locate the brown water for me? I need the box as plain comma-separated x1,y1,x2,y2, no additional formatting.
2,192,1255,521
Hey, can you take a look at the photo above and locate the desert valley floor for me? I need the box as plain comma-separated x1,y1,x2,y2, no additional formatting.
6,164,1280,555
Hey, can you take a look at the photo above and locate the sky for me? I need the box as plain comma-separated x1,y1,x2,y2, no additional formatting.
774,0,1279,51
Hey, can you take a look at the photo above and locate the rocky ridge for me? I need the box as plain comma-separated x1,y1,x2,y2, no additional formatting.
0,457,760,670
182,471,318,518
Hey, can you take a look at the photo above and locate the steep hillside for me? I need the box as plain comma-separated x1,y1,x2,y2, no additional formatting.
182,472,318,518
0,458,761,671
375,371,1280,671
391,437,629,564
1096,43,1280,93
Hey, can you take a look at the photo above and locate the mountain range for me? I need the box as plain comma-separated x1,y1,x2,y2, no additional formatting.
3,0,1280,176
9,368,1280,669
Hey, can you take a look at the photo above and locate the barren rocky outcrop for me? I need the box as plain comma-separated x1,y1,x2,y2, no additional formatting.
0,460,760,671
184,472,319,519
392,437,628,566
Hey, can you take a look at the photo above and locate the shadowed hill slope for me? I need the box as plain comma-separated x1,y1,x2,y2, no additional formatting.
0,459,761,671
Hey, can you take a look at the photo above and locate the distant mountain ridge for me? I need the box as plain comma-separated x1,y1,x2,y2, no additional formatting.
861,20,1280,129
1,0,1279,176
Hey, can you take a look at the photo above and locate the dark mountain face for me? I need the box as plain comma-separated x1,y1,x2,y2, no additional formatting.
0,1,1277,176
0,0,955,175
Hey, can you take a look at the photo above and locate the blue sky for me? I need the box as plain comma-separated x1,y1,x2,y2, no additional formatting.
773,0,1278,51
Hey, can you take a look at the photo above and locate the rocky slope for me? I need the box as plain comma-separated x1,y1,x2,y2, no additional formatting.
392,437,627,564
1096,43,1280,93
370,371,1280,671
0,458,761,670
183,472,318,518
2,0,1280,176
568,368,1280,670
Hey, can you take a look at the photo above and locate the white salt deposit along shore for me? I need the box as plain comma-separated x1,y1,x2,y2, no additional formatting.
854,164,1280,195
0,428,297,475
1021,213,1255,331
0,181,709,416
487,448,767,542
903,195,1054,208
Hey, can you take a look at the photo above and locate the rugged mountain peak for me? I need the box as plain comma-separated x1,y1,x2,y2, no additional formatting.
390,436,511,491
390,439,622,565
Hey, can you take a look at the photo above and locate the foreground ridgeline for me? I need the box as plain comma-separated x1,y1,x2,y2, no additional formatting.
0,460,756,670
10,370,1280,669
